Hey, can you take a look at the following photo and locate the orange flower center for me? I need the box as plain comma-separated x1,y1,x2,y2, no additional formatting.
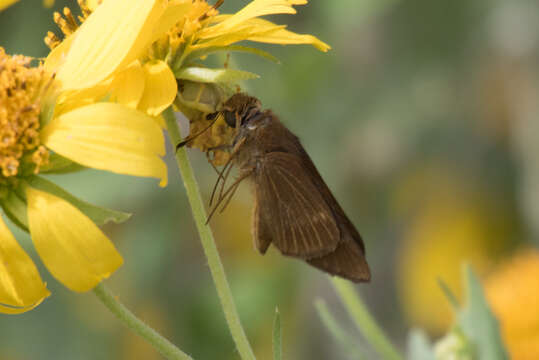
0,48,49,179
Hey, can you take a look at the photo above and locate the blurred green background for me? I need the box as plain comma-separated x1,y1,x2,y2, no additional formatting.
1,0,539,359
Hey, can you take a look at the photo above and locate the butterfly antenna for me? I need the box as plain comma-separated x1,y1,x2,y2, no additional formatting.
175,113,220,151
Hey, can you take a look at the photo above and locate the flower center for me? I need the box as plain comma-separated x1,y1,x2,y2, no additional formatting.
0,48,50,179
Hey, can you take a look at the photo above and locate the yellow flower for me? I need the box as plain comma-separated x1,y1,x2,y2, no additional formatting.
44,0,329,122
485,250,539,360
152,0,330,73
0,47,166,313
44,0,178,116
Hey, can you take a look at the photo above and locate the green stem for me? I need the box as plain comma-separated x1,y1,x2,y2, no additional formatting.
163,107,257,360
331,278,402,360
93,283,192,360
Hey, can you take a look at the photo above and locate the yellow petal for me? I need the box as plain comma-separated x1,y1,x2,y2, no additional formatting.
53,82,111,116
248,27,330,52
0,0,18,11
55,0,167,90
201,0,306,38
41,103,168,187
44,35,75,75
109,61,146,109
195,22,285,49
153,115,166,129
0,216,50,314
151,0,192,42
138,60,177,117
26,187,123,292
84,0,101,11
201,17,329,51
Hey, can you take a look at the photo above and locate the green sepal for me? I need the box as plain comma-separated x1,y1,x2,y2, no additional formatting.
177,80,227,113
273,308,282,360
0,191,29,231
24,176,132,225
39,88,59,127
456,265,509,360
183,45,280,65
39,153,87,174
175,67,259,84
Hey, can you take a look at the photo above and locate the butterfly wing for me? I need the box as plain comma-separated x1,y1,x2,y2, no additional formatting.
295,147,371,282
254,149,370,282
252,195,272,254
307,240,371,282
254,152,340,258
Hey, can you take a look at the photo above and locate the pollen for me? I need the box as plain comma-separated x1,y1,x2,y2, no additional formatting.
0,48,50,178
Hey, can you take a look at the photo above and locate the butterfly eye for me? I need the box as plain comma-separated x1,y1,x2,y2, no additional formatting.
206,112,218,121
224,111,237,128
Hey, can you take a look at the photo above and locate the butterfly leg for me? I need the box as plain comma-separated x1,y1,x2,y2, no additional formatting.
208,138,246,206
206,167,254,224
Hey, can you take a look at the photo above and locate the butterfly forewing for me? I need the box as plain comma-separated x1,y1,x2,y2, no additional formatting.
254,152,340,258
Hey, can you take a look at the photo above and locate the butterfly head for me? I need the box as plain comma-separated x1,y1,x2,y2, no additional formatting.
220,93,262,128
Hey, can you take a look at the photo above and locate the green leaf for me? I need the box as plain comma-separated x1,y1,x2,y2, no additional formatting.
39,153,86,174
184,45,280,65
273,308,282,360
0,191,29,231
24,176,131,225
406,329,435,360
175,67,259,84
457,265,509,360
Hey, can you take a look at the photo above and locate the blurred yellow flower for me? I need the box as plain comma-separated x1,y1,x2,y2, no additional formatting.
485,249,539,360
0,45,166,313
394,165,512,333
0,0,18,12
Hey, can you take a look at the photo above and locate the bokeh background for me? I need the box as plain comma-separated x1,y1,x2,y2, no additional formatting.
2,0,539,359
